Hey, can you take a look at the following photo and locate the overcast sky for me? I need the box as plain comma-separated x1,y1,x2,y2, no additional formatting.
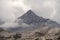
0,0,60,23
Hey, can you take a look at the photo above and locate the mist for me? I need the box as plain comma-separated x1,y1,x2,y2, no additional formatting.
0,0,60,28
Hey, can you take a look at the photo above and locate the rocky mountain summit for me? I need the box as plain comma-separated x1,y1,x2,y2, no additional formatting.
18,10,47,24
18,10,47,25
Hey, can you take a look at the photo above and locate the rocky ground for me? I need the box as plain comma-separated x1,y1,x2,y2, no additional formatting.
0,27,60,40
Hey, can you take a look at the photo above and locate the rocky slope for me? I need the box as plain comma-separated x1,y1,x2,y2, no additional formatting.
1,27,60,40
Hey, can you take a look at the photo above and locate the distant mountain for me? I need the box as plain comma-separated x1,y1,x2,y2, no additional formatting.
8,10,60,32
18,10,47,25
18,10,60,27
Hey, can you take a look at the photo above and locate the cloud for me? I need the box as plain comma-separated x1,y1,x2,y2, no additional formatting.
24,0,56,18
0,0,60,29
0,0,58,22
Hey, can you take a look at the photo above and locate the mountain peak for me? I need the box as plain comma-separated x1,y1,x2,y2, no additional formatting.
26,10,35,14
27,10,33,13
18,10,47,24
18,10,37,19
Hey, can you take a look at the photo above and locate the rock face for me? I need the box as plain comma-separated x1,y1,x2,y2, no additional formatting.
0,28,22,40
1,27,60,40
21,27,60,40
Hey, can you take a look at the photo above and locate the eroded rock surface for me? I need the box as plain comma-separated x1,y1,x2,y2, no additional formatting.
0,27,60,40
